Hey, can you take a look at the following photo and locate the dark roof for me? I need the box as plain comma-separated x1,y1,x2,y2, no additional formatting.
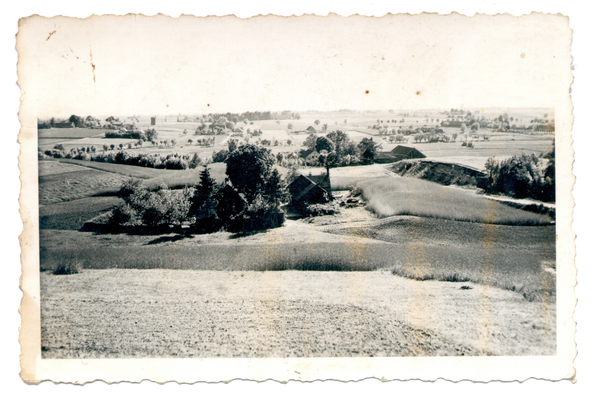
306,125,317,133
218,183,246,204
287,174,332,204
299,149,318,159
309,173,331,192
390,145,426,158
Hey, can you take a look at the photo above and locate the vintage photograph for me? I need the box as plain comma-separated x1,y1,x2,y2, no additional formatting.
18,13,575,382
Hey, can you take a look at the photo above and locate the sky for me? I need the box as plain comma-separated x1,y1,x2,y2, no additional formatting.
17,13,572,118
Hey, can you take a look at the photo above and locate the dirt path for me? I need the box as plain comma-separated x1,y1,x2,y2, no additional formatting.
40,269,556,358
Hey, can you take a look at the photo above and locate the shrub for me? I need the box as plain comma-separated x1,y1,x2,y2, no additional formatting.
53,257,82,275
118,178,144,199
108,203,141,227
212,149,229,163
303,203,340,217
227,196,285,232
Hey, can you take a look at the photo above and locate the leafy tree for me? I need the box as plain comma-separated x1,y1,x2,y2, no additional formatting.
315,136,335,153
358,137,379,164
318,150,339,177
314,119,321,126
303,134,318,151
69,115,83,127
225,143,278,203
227,138,239,153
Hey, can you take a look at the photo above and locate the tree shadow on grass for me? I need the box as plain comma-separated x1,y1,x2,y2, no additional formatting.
228,229,269,239
146,234,191,245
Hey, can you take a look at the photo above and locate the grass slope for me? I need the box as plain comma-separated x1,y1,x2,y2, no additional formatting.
356,176,552,225
41,214,555,298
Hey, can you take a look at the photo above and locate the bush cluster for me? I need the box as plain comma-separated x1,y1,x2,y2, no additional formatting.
105,130,144,140
41,147,195,170
301,203,340,217
478,153,555,202
110,182,193,228
108,145,288,234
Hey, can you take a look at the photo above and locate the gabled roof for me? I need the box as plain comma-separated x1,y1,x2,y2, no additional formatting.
218,183,246,204
390,145,426,158
287,174,332,204
308,173,331,192
298,149,319,159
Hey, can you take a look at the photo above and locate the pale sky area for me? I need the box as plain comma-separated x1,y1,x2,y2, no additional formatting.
18,13,571,118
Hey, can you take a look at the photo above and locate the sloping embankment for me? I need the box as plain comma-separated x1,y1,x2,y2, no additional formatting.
389,159,555,219
389,159,485,187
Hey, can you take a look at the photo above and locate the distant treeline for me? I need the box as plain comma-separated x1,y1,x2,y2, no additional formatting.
179,110,301,123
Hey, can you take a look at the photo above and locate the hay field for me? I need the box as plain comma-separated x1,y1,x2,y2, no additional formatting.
39,161,126,204
356,176,552,225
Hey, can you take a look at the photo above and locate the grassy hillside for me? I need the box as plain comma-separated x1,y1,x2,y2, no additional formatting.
356,176,552,225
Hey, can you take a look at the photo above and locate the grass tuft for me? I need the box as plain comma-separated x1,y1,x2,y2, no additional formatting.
389,262,552,301
53,257,83,275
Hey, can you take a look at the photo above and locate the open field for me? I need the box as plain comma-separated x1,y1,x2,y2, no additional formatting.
39,161,126,204
40,210,555,298
356,176,552,225
40,197,123,230
38,128,105,139
40,269,555,358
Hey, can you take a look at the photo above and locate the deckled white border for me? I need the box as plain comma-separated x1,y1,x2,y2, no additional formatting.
18,12,575,384
4,0,598,410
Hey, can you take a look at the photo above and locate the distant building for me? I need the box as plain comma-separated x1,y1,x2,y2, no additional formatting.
306,125,317,134
298,149,321,164
390,145,426,159
375,145,426,163
287,174,333,206
151,116,156,126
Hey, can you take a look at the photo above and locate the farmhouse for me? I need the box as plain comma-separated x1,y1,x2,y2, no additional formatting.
375,145,426,163
298,149,321,164
391,145,426,159
287,174,333,206
306,125,318,134
216,183,247,218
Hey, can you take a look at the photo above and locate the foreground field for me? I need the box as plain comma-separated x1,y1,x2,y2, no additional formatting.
40,269,555,358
